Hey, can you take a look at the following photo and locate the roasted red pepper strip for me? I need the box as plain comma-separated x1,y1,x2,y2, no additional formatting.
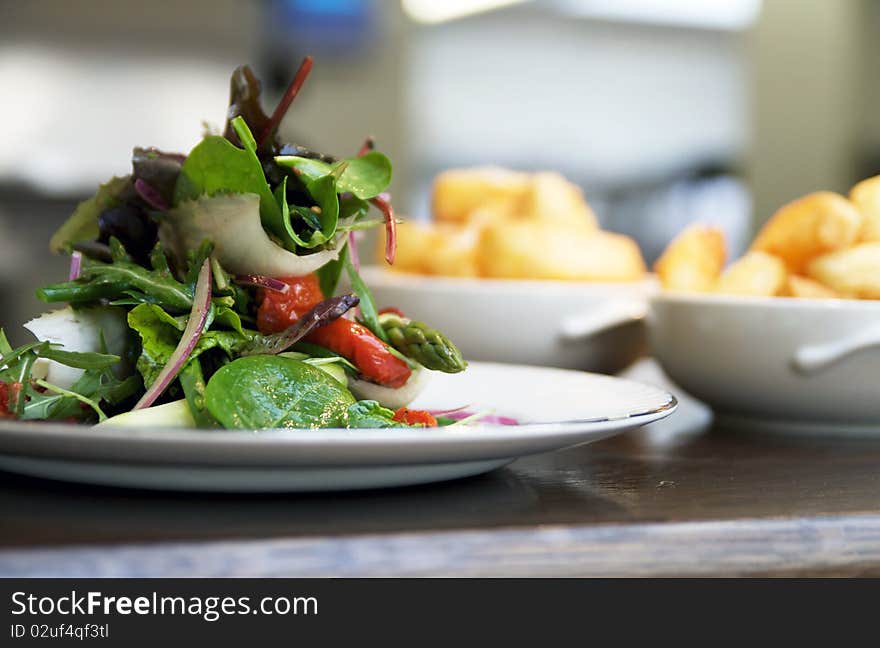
256,275,411,388
393,407,437,427
309,319,411,388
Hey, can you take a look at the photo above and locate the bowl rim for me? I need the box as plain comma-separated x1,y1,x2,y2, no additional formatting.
651,290,880,310
360,265,658,295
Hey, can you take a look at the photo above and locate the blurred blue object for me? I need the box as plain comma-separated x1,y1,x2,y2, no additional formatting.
267,0,377,54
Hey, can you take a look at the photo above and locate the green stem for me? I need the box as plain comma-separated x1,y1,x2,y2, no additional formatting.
37,281,124,304
35,378,107,421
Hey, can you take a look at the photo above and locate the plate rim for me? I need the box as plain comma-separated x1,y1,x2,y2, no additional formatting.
0,362,677,467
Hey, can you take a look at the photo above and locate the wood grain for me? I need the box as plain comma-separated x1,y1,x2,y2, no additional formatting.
3,361,880,576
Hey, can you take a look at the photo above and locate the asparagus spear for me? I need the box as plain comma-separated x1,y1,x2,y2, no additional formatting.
379,314,466,374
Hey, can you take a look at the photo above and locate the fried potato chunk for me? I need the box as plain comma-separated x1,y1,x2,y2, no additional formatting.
479,222,645,281
850,175,880,242
750,191,862,273
714,251,788,296
389,221,438,274
431,167,530,224
422,224,480,277
784,275,839,299
654,224,726,292
520,172,599,229
807,242,880,298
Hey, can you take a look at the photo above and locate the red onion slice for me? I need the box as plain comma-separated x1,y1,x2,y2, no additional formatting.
68,251,83,281
235,274,290,294
134,178,170,211
426,405,472,416
134,259,212,410
370,195,397,265
432,409,519,425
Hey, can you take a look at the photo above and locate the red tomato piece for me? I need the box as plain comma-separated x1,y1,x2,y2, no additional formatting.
256,274,325,334
0,382,20,419
393,407,438,427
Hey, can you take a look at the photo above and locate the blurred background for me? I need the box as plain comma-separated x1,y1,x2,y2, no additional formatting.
1,0,878,334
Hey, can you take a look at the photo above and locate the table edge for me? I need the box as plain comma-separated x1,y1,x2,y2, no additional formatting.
3,512,880,577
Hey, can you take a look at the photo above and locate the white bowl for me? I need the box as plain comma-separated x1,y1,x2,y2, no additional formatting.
649,292,880,430
361,266,656,373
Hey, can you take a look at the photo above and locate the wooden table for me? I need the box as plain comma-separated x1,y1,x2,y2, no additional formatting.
2,361,879,577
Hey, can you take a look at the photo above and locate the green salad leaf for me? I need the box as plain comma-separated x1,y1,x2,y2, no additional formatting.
343,252,388,342
173,117,285,244
49,176,131,253
345,400,406,428
178,359,217,427
36,348,121,371
275,152,392,199
272,173,341,250
204,355,355,429
38,243,194,312
127,303,251,388
1,327,140,422
316,241,348,298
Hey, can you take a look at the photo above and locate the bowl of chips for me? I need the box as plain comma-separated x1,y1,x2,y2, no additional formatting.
365,167,653,373
649,176,880,431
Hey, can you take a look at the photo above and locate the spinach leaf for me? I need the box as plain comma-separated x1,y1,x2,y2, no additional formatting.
204,355,355,429
275,152,392,199
50,176,132,253
345,400,407,428
173,117,285,245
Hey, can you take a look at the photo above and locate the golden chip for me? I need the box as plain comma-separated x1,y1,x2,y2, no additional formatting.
750,191,862,273
654,224,726,292
479,222,645,281
807,242,880,299
850,175,880,242
714,251,787,297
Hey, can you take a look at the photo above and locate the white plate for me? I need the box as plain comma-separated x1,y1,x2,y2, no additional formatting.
0,362,676,492
361,266,656,374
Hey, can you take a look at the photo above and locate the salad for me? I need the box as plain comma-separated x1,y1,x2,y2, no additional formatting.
0,57,469,430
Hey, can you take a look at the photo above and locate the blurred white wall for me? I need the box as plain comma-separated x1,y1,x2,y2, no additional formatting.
749,0,865,224
406,9,748,185
0,0,259,193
